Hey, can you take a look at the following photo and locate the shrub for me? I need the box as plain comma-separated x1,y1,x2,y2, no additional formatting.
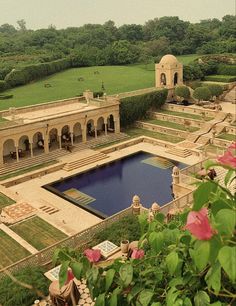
0,94,13,100
193,86,212,101
206,84,224,97
204,75,236,83
217,64,236,76
0,266,50,306
0,80,7,92
93,91,104,98
175,85,190,99
120,89,168,127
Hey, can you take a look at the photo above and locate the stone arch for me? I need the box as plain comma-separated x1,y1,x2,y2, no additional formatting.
160,73,166,86
49,128,59,151
87,119,95,137
73,122,82,143
97,116,105,133
3,139,16,161
61,125,70,143
107,114,115,132
174,72,178,86
18,135,30,158
32,132,44,154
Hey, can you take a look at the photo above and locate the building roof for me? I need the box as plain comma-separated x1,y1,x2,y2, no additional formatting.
159,54,179,65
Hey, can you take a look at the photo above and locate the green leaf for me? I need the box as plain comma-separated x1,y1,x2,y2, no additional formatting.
155,213,165,223
95,293,105,306
149,232,164,253
119,263,133,287
211,199,230,216
193,241,210,271
205,261,221,294
224,169,234,186
137,289,154,306
52,248,60,266
70,262,83,280
183,297,192,306
180,234,191,246
166,287,180,306
109,293,117,306
194,291,210,306
204,160,218,170
209,235,222,264
218,246,236,282
105,269,116,291
193,181,217,211
166,251,179,276
59,260,70,288
151,303,161,306
215,209,236,236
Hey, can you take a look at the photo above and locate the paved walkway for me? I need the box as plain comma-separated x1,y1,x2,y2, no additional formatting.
0,223,38,254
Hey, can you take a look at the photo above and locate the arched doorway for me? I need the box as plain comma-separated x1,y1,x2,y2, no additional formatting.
32,132,44,156
87,119,95,138
18,135,30,159
3,139,15,162
107,114,115,132
61,125,70,144
97,117,105,136
49,128,59,151
174,72,178,85
160,73,166,86
73,122,82,143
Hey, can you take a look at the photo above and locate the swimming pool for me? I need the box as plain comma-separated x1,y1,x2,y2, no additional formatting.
45,152,186,218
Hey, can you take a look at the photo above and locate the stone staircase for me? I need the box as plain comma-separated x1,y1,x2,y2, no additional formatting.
63,152,108,171
39,205,59,215
165,146,192,158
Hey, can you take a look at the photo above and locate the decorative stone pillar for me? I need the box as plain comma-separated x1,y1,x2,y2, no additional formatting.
131,195,142,215
94,126,98,139
104,123,108,136
44,134,49,153
0,146,3,166
15,146,19,162
30,143,33,157
151,202,161,216
114,117,120,133
70,132,74,146
82,129,87,143
58,134,62,149
172,166,180,185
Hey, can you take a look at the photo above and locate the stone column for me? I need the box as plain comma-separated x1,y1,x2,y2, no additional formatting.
82,129,87,143
44,134,49,154
58,134,62,149
104,123,108,136
70,132,74,146
30,143,33,157
0,147,3,166
94,126,98,139
114,117,120,133
15,146,19,162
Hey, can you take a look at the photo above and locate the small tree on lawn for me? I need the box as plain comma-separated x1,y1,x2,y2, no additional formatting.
193,86,211,103
207,84,223,100
175,85,190,100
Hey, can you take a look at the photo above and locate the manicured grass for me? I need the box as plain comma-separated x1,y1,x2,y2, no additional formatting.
126,127,184,143
11,216,67,250
158,109,213,121
145,119,199,132
203,144,225,155
176,54,199,65
0,192,15,209
216,133,236,141
204,75,236,83
0,230,30,267
0,160,58,181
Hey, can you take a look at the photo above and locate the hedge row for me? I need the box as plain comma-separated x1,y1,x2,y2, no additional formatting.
0,80,7,93
217,64,236,76
120,89,168,127
204,75,236,83
5,58,71,87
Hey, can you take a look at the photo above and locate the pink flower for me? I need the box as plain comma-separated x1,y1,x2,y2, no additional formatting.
84,249,101,263
65,269,74,285
218,150,236,168
131,248,145,259
184,208,215,240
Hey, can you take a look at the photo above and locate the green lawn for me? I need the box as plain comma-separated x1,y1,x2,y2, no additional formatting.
0,160,58,181
126,127,184,143
11,216,68,250
158,109,213,121
145,119,199,132
0,192,15,209
216,133,236,141
0,230,30,267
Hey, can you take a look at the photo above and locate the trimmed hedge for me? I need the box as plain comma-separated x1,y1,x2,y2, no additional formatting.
120,89,168,127
0,94,13,100
217,64,236,76
0,80,7,93
204,75,236,83
5,58,71,87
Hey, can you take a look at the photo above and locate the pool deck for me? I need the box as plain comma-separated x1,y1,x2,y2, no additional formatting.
7,142,200,235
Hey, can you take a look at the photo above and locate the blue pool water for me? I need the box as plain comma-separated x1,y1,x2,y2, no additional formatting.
47,152,186,218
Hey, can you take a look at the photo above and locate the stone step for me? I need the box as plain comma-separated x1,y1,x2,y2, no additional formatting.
166,147,192,158
63,153,108,171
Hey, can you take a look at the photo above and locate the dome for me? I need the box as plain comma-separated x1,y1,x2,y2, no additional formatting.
133,195,140,203
172,166,179,175
151,202,160,211
160,54,179,65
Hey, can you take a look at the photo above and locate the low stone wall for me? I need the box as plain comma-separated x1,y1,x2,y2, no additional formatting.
0,96,85,117
159,191,193,215
225,126,236,135
163,103,218,118
148,111,203,128
213,138,231,148
135,121,189,138
1,163,64,187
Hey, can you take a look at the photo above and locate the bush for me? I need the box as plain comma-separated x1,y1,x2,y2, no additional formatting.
205,75,236,83
93,91,104,98
0,80,7,92
206,84,224,97
0,266,50,306
120,89,168,127
193,86,212,101
0,94,13,100
217,64,236,76
175,85,190,99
